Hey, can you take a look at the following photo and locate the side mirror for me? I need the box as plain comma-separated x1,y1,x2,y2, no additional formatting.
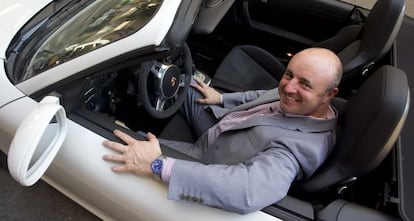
7,96,67,186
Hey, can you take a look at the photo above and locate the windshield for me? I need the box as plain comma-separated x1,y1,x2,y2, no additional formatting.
21,0,162,81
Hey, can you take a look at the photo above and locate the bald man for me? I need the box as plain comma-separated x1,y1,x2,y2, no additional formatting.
103,48,343,214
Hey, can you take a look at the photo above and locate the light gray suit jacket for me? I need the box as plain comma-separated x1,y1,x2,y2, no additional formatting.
164,89,338,214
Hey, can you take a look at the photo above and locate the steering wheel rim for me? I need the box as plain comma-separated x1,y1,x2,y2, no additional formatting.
138,44,192,119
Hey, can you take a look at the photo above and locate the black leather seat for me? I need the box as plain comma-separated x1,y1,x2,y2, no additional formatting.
212,45,284,92
211,0,405,94
294,65,410,193
318,0,405,84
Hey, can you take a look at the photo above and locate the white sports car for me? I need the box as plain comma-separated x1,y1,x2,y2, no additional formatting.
0,0,412,220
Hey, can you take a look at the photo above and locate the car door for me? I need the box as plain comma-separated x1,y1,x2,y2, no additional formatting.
1,0,207,219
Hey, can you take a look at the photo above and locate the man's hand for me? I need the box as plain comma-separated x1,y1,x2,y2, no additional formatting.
102,130,162,177
191,77,222,105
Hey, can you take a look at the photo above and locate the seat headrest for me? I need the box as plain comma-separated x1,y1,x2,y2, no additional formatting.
362,0,405,58
341,0,405,77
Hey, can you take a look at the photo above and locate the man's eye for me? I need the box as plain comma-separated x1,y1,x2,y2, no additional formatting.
302,82,312,89
284,73,293,79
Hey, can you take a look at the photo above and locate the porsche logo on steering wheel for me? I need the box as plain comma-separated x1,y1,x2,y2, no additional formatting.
171,76,177,87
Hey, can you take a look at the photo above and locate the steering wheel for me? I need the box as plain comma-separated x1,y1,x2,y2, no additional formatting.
138,44,192,119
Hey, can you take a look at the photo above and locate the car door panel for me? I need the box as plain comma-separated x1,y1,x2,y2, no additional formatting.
0,97,38,153
243,0,363,55
188,0,364,74
0,73,280,221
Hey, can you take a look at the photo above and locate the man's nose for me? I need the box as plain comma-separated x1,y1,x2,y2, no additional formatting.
284,79,298,93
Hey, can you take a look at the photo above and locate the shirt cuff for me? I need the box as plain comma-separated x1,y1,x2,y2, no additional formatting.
161,157,176,184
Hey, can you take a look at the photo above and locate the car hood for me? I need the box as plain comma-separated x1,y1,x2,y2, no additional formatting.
0,0,52,59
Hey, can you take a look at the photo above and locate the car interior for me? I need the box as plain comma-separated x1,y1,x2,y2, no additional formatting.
23,0,410,220
210,0,405,97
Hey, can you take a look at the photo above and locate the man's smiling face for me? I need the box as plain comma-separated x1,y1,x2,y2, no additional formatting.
278,48,340,118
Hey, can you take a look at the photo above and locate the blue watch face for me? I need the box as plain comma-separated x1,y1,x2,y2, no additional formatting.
151,159,163,174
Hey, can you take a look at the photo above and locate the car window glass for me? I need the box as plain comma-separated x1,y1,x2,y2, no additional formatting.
22,0,161,81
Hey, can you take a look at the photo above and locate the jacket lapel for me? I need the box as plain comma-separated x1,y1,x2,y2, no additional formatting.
230,89,280,112
209,89,280,119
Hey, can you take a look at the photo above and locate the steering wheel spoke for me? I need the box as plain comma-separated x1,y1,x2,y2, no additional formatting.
178,74,186,88
154,96,168,111
150,61,165,80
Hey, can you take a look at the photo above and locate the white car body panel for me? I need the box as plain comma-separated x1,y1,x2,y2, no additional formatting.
0,65,24,108
0,0,51,58
0,0,52,107
0,1,280,220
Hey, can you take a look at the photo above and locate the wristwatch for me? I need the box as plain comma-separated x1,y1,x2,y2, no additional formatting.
151,155,166,181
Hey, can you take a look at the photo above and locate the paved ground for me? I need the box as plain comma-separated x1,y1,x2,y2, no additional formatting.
0,153,100,220
1,1,413,220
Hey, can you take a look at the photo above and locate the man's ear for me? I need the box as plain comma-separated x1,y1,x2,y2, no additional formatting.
324,87,339,103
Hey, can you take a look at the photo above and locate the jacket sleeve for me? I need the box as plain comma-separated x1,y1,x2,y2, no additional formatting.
166,147,300,214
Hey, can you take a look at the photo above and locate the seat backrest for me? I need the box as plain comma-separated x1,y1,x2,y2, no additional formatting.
212,45,284,92
318,0,405,81
296,65,410,193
